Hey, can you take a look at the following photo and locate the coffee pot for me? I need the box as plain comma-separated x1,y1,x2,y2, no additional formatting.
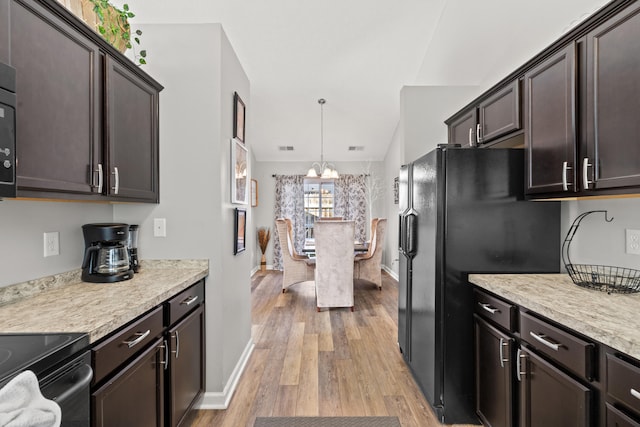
82,223,133,283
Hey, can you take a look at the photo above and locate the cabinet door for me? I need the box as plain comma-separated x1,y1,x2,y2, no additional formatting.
105,56,159,202
519,347,591,427
448,108,477,147
479,80,520,143
168,304,205,427
585,2,640,191
11,0,101,195
524,44,577,195
92,337,165,427
475,316,515,427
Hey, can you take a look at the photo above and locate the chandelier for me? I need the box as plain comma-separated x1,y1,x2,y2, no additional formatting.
306,98,339,179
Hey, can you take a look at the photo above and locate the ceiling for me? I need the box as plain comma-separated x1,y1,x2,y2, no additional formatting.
118,0,609,163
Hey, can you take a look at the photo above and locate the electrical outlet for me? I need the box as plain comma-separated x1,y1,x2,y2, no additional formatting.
43,232,60,257
153,218,166,237
626,229,640,255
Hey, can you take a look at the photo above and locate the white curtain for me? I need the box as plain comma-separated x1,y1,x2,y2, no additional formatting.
273,175,305,270
334,174,367,242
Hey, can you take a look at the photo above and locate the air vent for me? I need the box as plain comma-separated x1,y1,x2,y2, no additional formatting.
278,146,295,151
348,146,365,151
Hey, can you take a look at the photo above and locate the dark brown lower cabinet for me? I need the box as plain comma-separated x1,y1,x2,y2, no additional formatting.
167,304,205,427
607,403,640,427
92,337,165,427
519,346,592,427
475,315,515,427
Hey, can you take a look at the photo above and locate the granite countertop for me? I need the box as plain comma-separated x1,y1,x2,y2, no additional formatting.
0,259,208,343
469,273,640,360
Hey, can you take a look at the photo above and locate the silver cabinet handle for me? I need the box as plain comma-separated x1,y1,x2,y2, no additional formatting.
499,338,509,368
160,339,169,370
529,331,560,351
583,157,592,190
476,123,482,144
96,163,103,193
478,302,500,314
171,330,180,359
122,329,150,348
631,388,640,400
468,128,474,147
112,166,119,194
516,349,526,382
562,161,573,191
181,295,199,306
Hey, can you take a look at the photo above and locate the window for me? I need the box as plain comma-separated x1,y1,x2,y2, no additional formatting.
303,179,335,240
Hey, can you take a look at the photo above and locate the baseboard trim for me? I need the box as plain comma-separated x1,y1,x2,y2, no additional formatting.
382,264,399,281
197,337,255,410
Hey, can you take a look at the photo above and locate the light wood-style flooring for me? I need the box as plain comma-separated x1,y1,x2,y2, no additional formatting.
188,270,479,427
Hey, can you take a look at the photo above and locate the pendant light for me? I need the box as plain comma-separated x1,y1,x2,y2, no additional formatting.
306,98,339,179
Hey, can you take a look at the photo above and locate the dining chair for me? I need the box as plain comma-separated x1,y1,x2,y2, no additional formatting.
314,220,355,311
354,218,387,290
276,218,313,293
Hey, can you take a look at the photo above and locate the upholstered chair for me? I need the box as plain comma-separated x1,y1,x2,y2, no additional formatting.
276,218,313,293
314,220,355,311
354,218,387,290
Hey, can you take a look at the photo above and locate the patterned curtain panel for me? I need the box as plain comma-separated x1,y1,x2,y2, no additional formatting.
273,175,305,270
334,174,367,242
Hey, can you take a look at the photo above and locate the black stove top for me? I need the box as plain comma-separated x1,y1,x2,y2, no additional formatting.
0,332,90,386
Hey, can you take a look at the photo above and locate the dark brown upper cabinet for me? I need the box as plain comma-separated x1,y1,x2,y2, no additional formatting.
6,0,162,203
11,0,101,196
105,57,159,202
447,80,521,148
524,44,577,195
584,2,640,192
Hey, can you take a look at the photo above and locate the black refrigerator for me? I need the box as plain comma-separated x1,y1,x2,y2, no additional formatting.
398,146,560,424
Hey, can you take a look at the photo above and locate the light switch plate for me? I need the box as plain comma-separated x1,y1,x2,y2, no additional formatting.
154,218,166,237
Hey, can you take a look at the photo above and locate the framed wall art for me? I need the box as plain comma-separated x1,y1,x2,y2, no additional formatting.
393,176,399,204
251,179,258,207
234,207,246,254
233,92,246,143
231,138,248,204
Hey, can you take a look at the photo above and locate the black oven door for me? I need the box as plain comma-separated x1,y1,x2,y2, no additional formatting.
40,350,93,427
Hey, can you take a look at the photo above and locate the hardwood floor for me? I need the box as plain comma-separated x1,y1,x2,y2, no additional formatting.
189,270,479,427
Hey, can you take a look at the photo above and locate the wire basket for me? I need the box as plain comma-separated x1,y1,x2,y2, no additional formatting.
562,210,640,294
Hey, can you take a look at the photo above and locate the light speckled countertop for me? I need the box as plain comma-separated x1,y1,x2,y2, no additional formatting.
469,273,640,360
0,259,208,343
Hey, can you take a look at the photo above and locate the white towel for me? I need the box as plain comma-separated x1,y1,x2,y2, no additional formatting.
0,370,61,427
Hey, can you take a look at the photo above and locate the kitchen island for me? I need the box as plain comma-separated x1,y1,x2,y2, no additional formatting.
0,259,208,342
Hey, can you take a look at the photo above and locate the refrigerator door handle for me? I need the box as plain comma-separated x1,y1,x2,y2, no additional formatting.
399,214,405,253
406,213,417,257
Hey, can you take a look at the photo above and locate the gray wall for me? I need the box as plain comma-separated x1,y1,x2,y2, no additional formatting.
114,23,252,403
0,200,112,287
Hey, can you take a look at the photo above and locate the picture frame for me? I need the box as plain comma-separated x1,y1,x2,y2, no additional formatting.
251,179,258,207
233,92,246,143
234,207,246,255
231,138,248,204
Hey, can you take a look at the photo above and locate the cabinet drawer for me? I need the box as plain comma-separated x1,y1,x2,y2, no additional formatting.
607,403,640,427
92,306,163,384
473,288,516,332
166,280,204,326
608,354,640,416
520,311,595,381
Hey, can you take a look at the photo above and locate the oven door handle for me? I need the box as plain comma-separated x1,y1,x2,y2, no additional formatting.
51,364,93,405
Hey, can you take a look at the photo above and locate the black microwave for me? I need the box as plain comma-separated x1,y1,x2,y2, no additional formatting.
0,61,16,198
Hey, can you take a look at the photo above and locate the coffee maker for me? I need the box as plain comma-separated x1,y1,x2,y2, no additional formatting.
82,223,134,283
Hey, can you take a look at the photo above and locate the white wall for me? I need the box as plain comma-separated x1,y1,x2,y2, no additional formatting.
114,23,252,403
0,200,112,287
400,86,480,164
251,160,385,269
